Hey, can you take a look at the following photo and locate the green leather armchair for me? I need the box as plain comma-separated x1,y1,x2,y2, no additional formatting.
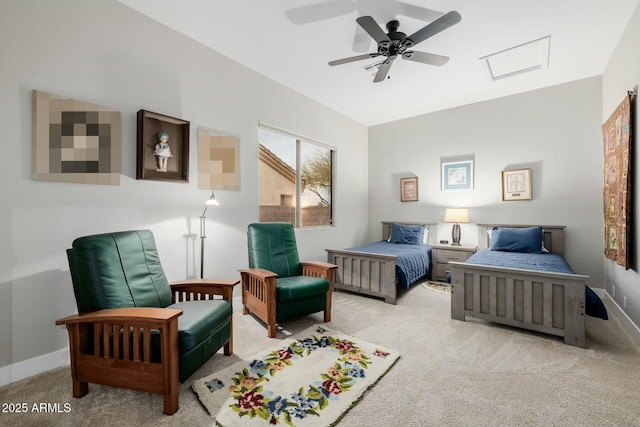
55,230,238,415
239,223,337,338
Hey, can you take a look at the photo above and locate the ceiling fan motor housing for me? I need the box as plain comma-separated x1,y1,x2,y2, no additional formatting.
379,20,411,56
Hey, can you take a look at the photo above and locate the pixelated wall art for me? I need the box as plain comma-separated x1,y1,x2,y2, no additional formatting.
32,90,121,185
197,127,240,191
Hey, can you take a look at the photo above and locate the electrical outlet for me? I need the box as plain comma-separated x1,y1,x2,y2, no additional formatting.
623,296,628,311
612,285,616,298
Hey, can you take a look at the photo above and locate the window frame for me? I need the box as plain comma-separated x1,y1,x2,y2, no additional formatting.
258,122,335,228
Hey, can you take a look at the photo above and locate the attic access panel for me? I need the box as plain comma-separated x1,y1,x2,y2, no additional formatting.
480,36,551,81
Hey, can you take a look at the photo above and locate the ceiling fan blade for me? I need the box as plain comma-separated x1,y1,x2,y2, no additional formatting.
403,11,461,48
328,53,380,66
373,57,395,83
285,0,355,25
356,16,391,45
402,51,449,66
397,1,441,22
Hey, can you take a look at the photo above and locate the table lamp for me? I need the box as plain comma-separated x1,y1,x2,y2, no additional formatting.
444,208,469,246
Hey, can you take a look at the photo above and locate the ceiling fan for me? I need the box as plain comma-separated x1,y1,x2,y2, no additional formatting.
285,0,442,53
328,11,462,83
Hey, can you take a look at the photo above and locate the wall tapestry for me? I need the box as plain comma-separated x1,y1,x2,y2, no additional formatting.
32,90,121,185
602,91,634,269
197,127,241,191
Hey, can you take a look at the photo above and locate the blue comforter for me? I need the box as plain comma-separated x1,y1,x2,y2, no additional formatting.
465,250,608,320
346,241,432,289
466,250,575,274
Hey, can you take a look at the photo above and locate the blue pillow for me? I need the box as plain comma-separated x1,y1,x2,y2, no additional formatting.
389,223,425,245
585,286,608,320
490,226,543,253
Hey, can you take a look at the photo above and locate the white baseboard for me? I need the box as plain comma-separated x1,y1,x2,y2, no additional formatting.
0,348,69,387
596,288,640,349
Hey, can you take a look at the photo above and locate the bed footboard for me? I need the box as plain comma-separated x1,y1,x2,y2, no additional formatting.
326,249,397,304
449,262,587,347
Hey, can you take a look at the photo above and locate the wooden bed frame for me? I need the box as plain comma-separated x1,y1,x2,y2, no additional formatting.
449,224,588,347
326,221,437,305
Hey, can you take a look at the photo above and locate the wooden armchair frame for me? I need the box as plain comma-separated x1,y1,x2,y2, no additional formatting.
239,262,337,338
56,279,238,415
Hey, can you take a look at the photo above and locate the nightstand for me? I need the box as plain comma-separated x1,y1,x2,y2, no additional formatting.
430,244,477,282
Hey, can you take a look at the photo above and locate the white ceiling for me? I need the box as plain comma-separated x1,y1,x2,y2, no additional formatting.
120,0,638,126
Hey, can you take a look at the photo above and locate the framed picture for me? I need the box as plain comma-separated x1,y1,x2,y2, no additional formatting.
32,90,121,185
442,160,473,190
137,109,190,182
197,127,241,191
400,177,418,202
502,168,532,201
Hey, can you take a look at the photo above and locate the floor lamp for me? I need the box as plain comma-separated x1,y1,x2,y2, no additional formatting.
200,191,220,279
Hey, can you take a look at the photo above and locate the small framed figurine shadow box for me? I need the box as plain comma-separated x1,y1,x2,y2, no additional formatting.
137,109,190,182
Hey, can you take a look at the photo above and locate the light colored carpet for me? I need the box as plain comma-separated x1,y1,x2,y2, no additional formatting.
2,281,640,426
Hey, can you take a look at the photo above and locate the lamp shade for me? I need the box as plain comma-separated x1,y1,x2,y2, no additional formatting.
204,191,220,207
444,208,469,223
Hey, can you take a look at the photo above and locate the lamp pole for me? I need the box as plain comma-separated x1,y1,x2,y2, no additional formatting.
199,208,207,279
199,191,219,279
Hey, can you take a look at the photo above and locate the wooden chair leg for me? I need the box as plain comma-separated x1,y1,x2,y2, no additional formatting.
324,288,332,322
267,322,277,338
224,322,233,355
67,324,89,398
72,379,89,398
266,278,277,338
162,319,179,415
163,391,179,415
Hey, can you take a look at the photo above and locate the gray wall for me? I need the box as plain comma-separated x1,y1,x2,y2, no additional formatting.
602,1,640,330
0,0,369,380
368,77,605,285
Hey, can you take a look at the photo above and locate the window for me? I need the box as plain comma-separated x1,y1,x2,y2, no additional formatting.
258,125,333,227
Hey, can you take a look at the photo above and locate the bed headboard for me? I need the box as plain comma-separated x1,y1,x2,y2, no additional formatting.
477,224,566,256
381,221,438,244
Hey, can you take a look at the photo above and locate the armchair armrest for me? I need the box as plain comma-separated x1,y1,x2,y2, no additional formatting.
300,261,338,280
301,261,338,269
56,307,182,325
170,278,239,302
238,268,278,281
238,269,279,295
238,268,279,336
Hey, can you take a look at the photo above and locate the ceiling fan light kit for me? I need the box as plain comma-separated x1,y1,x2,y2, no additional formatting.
329,11,461,83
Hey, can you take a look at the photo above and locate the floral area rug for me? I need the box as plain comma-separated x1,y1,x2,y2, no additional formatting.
421,281,452,294
192,325,399,427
